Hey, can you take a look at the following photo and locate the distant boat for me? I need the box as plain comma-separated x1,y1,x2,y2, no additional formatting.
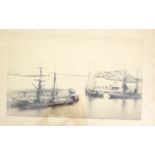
85,72,104,98
85,88,104,97
109,92,142,99
109,70,142,99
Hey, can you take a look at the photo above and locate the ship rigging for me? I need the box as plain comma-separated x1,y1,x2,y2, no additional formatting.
8,67,142,109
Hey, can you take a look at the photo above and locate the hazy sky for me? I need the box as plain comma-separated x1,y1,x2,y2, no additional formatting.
8,30,143,75
7,30,143,89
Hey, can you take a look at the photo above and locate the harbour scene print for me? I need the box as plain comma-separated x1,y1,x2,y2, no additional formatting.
7,30,143,120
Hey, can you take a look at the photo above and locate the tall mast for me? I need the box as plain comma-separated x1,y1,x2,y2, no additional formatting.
51,72,56,103
122,69,127,95
35,66,44,104
51,61,57,103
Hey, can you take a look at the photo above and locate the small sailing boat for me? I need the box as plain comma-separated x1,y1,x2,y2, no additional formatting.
85,72,104,97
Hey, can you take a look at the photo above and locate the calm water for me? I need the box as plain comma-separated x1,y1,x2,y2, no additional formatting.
8,76,142,120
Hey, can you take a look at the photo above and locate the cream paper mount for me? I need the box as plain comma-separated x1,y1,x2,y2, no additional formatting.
0,30,155,125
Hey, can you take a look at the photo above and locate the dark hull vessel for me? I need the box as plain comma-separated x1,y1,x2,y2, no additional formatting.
9,67,79,110
109,70,142,100
109,92,142,99
10,89,79,110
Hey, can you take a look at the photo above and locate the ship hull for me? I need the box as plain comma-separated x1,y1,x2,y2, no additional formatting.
85,89,104,97
109,93,142,99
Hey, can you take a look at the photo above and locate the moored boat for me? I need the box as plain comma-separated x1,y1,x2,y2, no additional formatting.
85,72,104,98
109,70,142,100
9,66,79,110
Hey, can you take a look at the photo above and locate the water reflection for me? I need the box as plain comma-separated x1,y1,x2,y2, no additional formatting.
122,99,126,110
8,77,141,120
84,94,141,119
8,94,141,120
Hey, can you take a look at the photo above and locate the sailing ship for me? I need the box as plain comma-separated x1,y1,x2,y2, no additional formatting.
85,72,104,97
9,66,79,109
109,70,142,99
